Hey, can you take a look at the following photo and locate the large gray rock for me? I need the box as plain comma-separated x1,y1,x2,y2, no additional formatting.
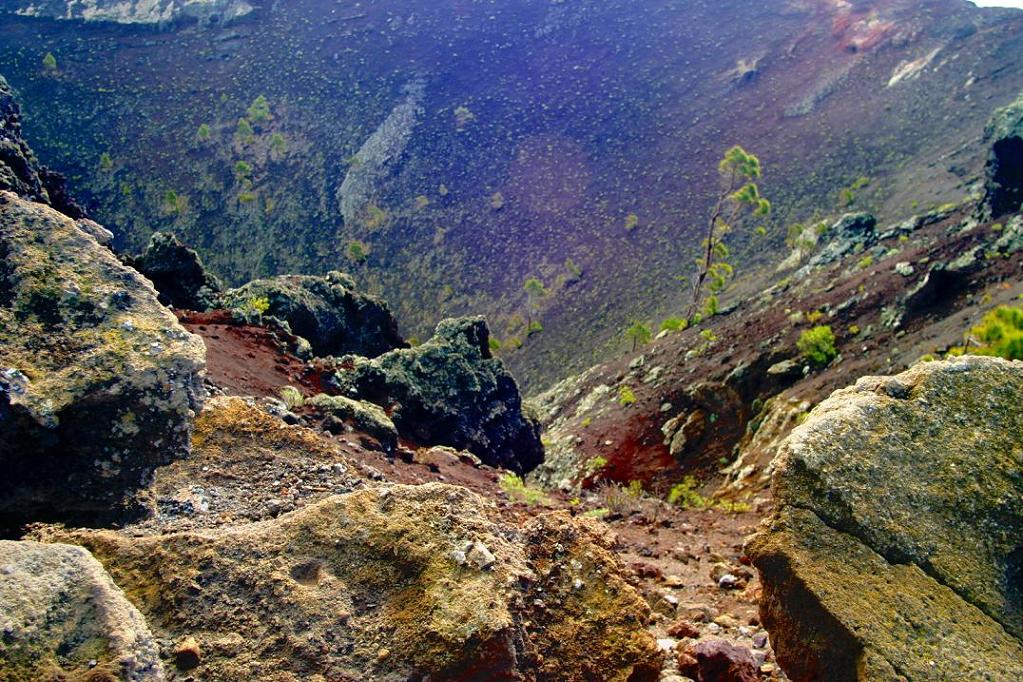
335,316,544,472
0,191,206,524
982,91,1023,219
747,356,1023,681
221,271,405,359
0,540,164,681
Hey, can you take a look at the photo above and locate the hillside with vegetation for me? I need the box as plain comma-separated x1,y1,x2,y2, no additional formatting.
3,0,1023,388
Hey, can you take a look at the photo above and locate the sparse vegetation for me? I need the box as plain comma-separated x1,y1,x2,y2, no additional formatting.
498,473,548,505
660,317,689,333
346,240,369,263
42,52,57,70
962,305,1023,360
247,95,272,124
798,325,838,367
618,385,637,406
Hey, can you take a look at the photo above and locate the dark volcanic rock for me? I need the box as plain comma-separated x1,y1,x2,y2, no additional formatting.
336,316,544,472
0,191,206,525
0,75,85,218
746,356,1023,681
222,271,405,358
124,231,222,310
982,91,1023,219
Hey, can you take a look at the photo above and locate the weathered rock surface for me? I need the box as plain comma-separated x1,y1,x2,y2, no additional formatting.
982,91,1023,219
336,316,544,472
0,191,206,523
40,483,660,681
796,212,876,276
0,540,164,681
128,396,363,533
747,356,1023,681
0,74,84,218
222,271,405,358
4,0,253,24
124,231,222,311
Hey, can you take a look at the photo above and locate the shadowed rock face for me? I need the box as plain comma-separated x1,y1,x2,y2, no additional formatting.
39,483,660,681
747,356,1023,681
336,316,544,473
221,271,406,359
983,91,1023,219
124,231,223,311
0,75,84,218
0,191,206,526
0,540,164,681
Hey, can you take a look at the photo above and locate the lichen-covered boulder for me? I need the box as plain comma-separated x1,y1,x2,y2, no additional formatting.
221,271,405,358
335,316,544,472
0,191,206,524
124,231,222,311
40,483,660,681
0,540,164,681
982,91,1023,219
746,356,1023,681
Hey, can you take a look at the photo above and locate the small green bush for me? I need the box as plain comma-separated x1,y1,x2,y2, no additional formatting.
499,473,548,505
798,325,837,367
966,306,1023,360
660,317,688,333
667,476,709,509
618,386,637,407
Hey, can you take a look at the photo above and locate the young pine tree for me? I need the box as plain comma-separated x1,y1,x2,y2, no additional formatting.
686,146,771,322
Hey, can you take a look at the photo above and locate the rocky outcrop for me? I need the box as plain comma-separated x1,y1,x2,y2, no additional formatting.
222,271,405,358
796,212,876,275
0,191,206,524
335,316,544,472
982,91,1023,219
306,393,398,452
40,483,660,681
0,75,84,218
0,540,164,681
746,356,1023,680
124,231,222,311
5,0,253,24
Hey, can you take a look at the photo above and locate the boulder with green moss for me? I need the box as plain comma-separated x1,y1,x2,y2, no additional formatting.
747,356,1023,680
38,483,660,681
221,271,405,358
335,316,544,472
0,191,206,524
0,540,164,681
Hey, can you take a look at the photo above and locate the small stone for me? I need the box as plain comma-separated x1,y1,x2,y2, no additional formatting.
467,541,496,570
752,632,769,649
667,619,701,639
174,636,202,670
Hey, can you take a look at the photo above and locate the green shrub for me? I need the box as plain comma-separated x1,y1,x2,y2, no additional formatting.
660,317,688,333
499,473,548,505
798,325,837,367
667,476,709,509
966,306,1023,360
618,386,637,407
